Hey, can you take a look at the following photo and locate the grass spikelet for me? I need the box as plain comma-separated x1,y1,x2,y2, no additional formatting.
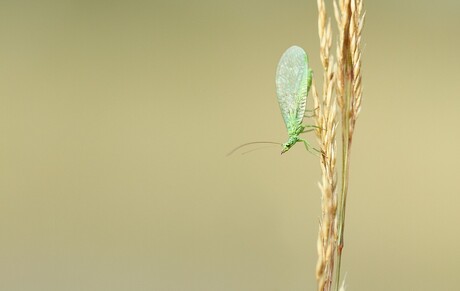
313,0,365,290
313,1,338,291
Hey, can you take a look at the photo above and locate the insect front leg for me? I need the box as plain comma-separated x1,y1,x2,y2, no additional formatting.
299,138,321,156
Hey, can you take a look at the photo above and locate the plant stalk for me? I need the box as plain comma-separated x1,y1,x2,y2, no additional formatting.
334,65,352,291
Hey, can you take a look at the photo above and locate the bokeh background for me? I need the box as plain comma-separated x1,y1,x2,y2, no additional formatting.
1,0,460,290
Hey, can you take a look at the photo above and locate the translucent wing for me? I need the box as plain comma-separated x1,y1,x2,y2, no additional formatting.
275,46,312,133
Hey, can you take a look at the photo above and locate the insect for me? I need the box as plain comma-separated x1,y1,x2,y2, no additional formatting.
276,45,316,154
228,45,317,156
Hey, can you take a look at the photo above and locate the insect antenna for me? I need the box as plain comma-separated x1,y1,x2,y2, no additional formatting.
226,141,282,156
240,145,280,155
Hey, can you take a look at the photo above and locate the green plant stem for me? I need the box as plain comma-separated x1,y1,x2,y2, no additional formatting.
334,73,352,291
334,146,349,291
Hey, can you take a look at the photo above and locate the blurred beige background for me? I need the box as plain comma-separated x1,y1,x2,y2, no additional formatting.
1,0,460,290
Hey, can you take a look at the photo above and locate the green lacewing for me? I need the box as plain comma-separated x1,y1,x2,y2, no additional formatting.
276,45,315,154
228,46,316,156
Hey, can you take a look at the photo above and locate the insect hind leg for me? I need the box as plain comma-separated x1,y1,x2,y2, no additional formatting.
304,107,320,118
301,124,322,133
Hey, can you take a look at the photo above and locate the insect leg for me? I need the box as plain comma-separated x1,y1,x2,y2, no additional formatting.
301,124,322,133
299,138,321,156
301,128,315,133
304,107,320,118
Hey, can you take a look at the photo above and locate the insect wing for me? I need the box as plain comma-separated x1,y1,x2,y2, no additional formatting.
275,46,311,132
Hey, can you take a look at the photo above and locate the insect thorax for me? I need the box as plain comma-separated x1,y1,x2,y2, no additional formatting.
287,123,305,136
